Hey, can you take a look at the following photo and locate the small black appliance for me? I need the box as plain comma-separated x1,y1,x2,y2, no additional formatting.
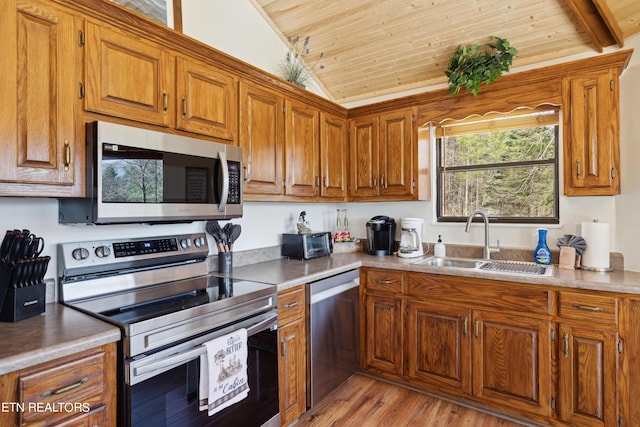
366,216,396,256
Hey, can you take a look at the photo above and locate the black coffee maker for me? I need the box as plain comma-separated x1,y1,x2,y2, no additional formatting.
366,216,396,256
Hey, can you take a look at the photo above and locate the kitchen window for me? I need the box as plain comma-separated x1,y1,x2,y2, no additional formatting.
435,106,559,224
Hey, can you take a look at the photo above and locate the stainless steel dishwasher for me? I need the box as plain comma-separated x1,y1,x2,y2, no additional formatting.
307,269,360,408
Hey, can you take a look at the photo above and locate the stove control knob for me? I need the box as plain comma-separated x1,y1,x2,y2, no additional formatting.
180,238,192,249
95,245,111,258
194,237,206,248
72,247,90,261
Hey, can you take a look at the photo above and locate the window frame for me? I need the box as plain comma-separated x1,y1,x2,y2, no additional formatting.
435,114,560,225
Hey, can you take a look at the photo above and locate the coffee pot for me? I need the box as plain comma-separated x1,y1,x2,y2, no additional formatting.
398,218,424,258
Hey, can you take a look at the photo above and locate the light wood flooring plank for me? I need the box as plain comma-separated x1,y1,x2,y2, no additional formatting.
297,374,530,427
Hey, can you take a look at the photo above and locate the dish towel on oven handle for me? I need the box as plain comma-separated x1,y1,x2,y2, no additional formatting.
198,328,249,416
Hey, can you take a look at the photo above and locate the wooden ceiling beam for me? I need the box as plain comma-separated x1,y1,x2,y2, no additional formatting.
563,0,624,52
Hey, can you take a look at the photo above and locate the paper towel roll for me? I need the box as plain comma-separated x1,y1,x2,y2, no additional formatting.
581,221,610,269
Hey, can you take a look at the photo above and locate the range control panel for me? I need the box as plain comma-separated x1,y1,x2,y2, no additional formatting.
58,233,209,277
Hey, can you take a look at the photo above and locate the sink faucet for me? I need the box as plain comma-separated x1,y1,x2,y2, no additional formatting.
465,210,500,260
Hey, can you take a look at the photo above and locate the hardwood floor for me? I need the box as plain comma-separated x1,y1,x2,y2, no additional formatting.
297,374,534,427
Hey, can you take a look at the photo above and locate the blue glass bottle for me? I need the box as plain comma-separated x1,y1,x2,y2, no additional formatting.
534,228,551,265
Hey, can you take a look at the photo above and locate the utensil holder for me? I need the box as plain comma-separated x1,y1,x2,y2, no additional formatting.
218,252,233,274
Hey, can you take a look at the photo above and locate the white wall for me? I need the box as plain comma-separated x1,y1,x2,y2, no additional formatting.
1,1,638,280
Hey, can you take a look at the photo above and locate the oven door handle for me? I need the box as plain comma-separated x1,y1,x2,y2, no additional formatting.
133,312,278,378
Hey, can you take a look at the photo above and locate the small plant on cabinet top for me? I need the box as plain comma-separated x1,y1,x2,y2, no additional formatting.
445,36,517,96
278,35,324,88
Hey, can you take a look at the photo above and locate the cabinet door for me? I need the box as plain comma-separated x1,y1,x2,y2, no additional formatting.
320,112,348,199
364,293,403,376
278,318,306,426
405,301,471,395
176,57,237,140
85,22,174,127
472,311,552,417
558,324,618,427
379,109,414,198
563,69,620,196
284,99,320,197
0,0,83,195
239,81,284,196
349,115,379,198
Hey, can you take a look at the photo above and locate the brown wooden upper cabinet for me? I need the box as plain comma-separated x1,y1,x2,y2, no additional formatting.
349,108,415,200
175,56,237,140
562,67,621,196
85,22,237,141
239,81,285,196
0,0,85,197
239,79,347,201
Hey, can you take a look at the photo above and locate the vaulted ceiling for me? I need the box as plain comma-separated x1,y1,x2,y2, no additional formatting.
250,0,640,105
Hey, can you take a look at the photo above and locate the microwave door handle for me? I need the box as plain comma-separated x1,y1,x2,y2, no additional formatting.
218,151,229,212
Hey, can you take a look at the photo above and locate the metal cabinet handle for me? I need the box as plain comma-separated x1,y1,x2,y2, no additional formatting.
324,176,328,188
373,177,377,189
63,140,71,171
163,91,169,115
571,304,604,312
563,333,569,358
463,317,468,336
182,96,187,119
41,376,89,397
381,175,386,188
576,160,581,179
474,319,479,339
375,279,394,285
283,301,299,308
281,339,286,358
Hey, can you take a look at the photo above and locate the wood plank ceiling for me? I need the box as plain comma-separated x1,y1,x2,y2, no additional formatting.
251,0,640,105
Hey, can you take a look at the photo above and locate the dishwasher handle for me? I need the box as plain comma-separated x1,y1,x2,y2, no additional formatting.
310,279,359,304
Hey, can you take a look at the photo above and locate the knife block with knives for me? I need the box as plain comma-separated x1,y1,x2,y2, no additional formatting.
0,229,49,322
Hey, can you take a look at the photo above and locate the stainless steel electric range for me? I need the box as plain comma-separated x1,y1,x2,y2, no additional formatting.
58,233,279,427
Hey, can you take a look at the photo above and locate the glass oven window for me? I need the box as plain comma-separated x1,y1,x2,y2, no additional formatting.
101,143,220,204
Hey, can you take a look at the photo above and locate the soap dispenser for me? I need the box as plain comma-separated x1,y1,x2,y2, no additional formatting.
434,235,446,257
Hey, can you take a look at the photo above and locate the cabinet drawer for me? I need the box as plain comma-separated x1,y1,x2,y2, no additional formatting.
19,351,106,426
366,269,404,294
408,273,552,314
559,291,618,325
278,286,305,326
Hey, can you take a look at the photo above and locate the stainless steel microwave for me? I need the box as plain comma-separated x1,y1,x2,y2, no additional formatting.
59,121,242,224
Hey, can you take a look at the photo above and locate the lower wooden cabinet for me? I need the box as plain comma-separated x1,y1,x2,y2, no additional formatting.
472,311,552,417
0,342,116,427
277,285,307,426
364,293,403,376
405,301,471,394
363,268,627,426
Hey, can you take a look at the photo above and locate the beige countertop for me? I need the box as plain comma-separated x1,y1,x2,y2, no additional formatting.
3,252,639,376
0,303,121,375
228,252,640,295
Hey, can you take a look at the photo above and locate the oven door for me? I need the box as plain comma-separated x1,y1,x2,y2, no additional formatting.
124,311,279,427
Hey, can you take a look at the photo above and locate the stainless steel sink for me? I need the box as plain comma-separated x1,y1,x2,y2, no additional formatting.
413,257,553,276
413,257,485,269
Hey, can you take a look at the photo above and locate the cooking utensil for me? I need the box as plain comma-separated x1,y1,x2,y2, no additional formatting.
228,224,242,250
206,220,225,252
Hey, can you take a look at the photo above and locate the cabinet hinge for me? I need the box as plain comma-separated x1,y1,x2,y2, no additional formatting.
619,415,623,427
550,327,555,341
551,397,556,410
610,80,614,91
282,105,286,114
78,30,85,47
612,168,616,179
78,82,85,99
618,339,623,354
412,115,416,124
411,180,416,189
